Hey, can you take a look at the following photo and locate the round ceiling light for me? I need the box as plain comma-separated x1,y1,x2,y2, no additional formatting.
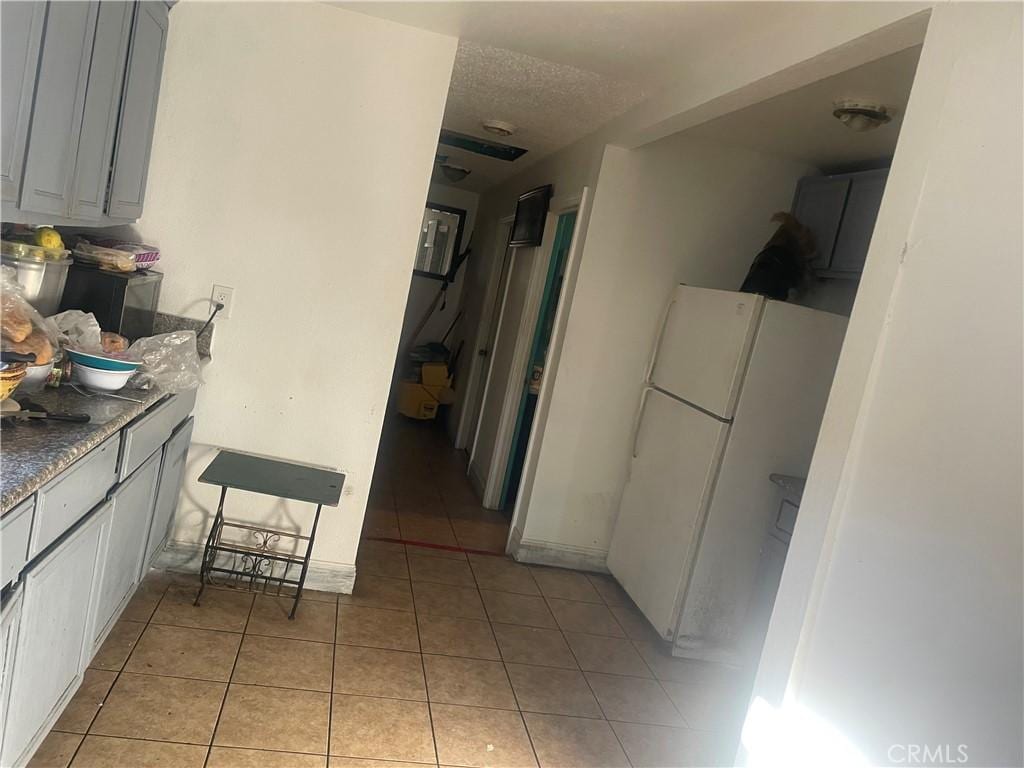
439,163,471,183
481,119,517,137
832,100,892,132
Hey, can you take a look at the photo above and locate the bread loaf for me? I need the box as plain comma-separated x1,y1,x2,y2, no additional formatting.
1,305,32,343
101,332,128,354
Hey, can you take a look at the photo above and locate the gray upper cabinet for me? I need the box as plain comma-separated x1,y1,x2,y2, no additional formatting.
830,168,888,274
1,2,46,204
792,175,850,270
107,1,168,220
18,2,99,217
70,1,134,220
792,168,889,277
2,1,170,223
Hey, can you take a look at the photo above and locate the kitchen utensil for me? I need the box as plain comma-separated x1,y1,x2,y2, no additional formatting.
72,362,134,391
8,398,89,423
65,348,141,372
0,363,27,400
70,383,147,403
1,241,73,316
0,351,37,364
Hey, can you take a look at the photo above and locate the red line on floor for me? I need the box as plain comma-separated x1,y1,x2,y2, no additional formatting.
364,535,506,557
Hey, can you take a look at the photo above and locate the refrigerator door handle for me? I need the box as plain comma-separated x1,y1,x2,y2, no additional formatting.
645,299,676,384
632,386,654,459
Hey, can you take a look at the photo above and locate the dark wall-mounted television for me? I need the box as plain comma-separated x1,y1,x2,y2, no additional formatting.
509,185,553,247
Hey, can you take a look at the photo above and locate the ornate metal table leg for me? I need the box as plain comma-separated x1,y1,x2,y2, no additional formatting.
289,504,322,620
195,485,228,606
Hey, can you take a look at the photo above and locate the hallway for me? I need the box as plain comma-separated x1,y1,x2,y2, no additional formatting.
363,416,510,554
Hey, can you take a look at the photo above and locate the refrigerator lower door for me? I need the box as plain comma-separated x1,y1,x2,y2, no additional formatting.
607,388,729,640
649,285,763,420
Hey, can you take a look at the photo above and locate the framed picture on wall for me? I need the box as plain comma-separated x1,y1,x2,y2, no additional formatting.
414,202,467,281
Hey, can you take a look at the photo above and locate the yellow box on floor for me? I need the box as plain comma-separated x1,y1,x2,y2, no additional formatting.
398,362,454,420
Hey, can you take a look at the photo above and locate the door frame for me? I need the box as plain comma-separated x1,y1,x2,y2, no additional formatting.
471,214,557,508
455,216,514,453
507,188,590,543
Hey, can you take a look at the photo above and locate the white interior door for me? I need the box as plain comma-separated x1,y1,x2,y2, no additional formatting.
651,285,763,418
468,243,543,506
607,388,729,639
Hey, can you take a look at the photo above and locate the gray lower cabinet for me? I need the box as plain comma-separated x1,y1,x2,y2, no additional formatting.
106,0,168,220
91,451,162,649
145,416,194,569
0,587,24,750
0,1,46,203
1,501,112,767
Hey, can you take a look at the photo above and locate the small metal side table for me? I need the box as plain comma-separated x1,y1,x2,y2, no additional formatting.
194,450,344,619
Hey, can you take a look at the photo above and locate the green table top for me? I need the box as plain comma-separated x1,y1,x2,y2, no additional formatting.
199,450,345,507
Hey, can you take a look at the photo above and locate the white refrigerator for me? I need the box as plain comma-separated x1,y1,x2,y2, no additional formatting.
606,284,847,663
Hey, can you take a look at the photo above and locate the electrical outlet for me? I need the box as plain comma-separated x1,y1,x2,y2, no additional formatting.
211,284,234,319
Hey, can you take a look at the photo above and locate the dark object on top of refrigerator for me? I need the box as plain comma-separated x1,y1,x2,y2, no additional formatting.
739,212,814,300
59,263,162,341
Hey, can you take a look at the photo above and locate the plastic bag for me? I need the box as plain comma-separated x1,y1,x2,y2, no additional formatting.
49,309,104,354
127,331,202,392
1,265,60,365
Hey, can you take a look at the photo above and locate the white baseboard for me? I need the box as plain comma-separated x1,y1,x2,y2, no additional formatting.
511,537,610,573
155,540,356,594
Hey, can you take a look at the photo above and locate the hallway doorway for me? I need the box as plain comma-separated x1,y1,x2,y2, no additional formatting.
364,415,510,554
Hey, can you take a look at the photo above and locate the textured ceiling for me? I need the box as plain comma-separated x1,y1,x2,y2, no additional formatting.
435,41,646,191
337,1,777,192
681,46,923,170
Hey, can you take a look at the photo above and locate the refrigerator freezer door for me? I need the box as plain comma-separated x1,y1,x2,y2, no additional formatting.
674,301,847,663
607,388,729,640
650,286,763,419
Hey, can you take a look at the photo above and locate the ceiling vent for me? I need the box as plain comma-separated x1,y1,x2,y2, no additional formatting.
439,129,527,162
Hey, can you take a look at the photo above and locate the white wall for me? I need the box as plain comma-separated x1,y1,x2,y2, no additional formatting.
134,2,456,584
516,134,816,560
398,182,479,356
744,5,1023,766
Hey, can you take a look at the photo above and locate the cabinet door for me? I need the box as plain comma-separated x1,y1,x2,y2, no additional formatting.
0,587,24,747
1,502,111,768
106,1,168,220
70,1,133,220
92,450,161,646
792,175,850,270
830,169,888,274
18,1,99,217
145,417,193,568
1,1,46,203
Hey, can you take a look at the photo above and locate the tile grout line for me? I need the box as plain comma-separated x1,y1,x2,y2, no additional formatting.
467,555,544,768
201,588,257,768
65,577,173,766
326,594,339,762
406,545,441,767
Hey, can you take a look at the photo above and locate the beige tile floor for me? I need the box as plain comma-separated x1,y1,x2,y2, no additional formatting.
29,417,751,767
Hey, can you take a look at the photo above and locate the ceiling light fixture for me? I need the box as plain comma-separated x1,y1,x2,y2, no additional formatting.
439,163,471,183
481,119,517,137
832,100,892,132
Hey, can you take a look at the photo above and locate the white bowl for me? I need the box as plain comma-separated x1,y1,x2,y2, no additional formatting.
73,362,134,392
20,361,54,391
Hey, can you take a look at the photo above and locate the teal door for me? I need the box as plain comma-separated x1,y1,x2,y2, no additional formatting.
500,210,578,510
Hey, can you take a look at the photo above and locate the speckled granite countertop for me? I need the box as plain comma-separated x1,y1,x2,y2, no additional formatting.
1,386,167,515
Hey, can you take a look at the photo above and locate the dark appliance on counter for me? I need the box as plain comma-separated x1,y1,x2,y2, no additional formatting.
59,263,162,340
